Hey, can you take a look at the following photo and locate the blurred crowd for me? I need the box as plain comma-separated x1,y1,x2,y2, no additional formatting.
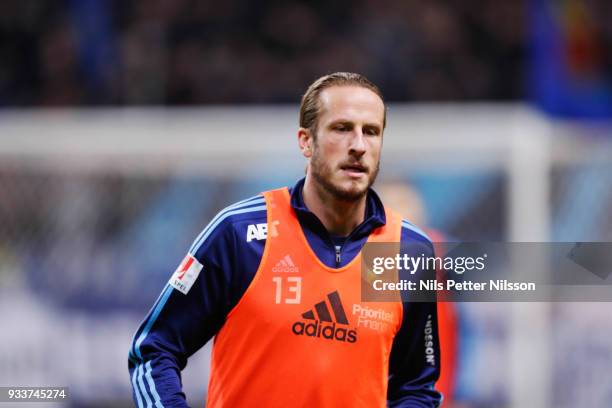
0,0,525,106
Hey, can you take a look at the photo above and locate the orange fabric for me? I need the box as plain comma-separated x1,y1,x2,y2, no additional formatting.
207,187,404,407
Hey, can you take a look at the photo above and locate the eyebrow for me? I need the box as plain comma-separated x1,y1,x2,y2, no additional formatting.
363,123,382,132
328,119,382,128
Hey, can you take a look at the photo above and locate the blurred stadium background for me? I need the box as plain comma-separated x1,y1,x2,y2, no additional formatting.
0,1,611,407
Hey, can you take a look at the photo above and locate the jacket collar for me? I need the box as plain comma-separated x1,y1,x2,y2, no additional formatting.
289,177,386,239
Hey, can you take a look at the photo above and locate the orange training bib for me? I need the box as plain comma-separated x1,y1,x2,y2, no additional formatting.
207,187,403,407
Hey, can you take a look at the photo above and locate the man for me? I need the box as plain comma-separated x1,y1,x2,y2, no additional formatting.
129,72,441,407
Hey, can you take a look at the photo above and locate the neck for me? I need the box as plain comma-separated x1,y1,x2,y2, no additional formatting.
302,174,367,237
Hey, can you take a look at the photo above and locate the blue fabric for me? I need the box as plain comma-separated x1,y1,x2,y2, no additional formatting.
529,0,612,119
129,178,441,407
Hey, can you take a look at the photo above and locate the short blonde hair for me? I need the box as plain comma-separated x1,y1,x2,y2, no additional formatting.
299,72,386,135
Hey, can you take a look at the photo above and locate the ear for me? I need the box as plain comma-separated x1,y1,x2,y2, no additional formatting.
298,127,313,158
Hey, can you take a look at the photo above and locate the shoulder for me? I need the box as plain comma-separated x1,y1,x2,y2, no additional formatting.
400,219,435,256
188,194,268,259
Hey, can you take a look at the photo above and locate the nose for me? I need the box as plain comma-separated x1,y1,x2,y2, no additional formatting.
349,130,366,157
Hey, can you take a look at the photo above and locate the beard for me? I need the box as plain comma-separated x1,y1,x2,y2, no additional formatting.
310,146,380,202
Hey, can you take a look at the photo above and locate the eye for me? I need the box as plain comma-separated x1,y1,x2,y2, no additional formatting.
364,126,380,136
333,123,351,132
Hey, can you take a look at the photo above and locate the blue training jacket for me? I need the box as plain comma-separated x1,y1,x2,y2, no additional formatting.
128,178,442,407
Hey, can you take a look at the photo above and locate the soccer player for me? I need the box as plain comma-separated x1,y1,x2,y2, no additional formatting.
128,72,442,407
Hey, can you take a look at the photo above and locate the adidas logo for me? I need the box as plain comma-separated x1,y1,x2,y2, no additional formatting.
291,291,357,343
272,255,299,273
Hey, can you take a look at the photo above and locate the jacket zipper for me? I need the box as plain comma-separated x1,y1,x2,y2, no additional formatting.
333,224,366,268
335,245,342,267
331,223,367,268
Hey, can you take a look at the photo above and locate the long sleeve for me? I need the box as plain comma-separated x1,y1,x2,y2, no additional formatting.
387,224,442,407
128,195,267,407
387,301,442,407
128,251,231,407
